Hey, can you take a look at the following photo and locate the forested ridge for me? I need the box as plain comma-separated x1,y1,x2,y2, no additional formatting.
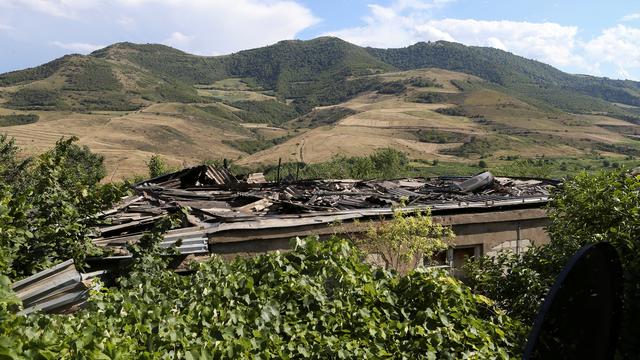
2,37,640,120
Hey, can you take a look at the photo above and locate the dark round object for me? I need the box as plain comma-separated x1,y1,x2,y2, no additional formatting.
523,242,623,360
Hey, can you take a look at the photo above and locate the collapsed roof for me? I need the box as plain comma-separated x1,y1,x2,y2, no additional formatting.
13,165,559,313
93,165,558,259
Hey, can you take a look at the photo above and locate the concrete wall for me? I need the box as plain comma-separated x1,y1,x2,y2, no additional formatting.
209,207,551,265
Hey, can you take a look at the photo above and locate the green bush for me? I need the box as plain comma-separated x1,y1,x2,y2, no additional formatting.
62,61,121,91
411,92,444,104
359,209,452,274
416,129,467,144
0,114,39,127
435,106,467,117
7,88,62,109
465,169,640,357
377,81,406,94
231,100,301,125
406,77,443,88
0,237,523,358
147,154,170,178
0,136,127,278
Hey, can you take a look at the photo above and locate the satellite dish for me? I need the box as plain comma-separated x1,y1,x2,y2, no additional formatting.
523,242,623,359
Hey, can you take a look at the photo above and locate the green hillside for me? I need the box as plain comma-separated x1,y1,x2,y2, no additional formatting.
367,41,640,119
2,36,640,176
4,37,640,120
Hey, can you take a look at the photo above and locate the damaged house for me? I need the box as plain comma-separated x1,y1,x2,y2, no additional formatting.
12,165,558,313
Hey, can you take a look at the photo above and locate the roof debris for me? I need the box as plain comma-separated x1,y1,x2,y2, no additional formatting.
91,166,558,258
11,260,103,315
12,166,559,314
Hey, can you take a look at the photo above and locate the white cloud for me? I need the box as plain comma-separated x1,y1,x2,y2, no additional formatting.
621,13,640,22
163,31,193,48
327,1,587,71
51,41,105,53
583,25,640,80
0,0,101,18
1,0,320,55
116,16,135,30
0,23,12,31
419,19,585,68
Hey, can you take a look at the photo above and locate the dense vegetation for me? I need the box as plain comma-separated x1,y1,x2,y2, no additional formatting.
91,42,227,85
0,56,69,86
288,107,357,129
465,169,640,358
0,237,522,359
223,133,293,155
0,137,527,358
411,92,445,104
7,88,62,110
0,135,126,278
414,129,467,144
0,114,38,127
5,37,640,122
230,100,301,125
62,60,121,91
377,81,406,95
367,41,640,115
263,148,411,181
443,135,514,158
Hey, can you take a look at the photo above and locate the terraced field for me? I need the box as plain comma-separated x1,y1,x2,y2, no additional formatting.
2,66,640,178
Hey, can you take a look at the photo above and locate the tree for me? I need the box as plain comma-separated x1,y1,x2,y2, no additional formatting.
147,154,169,178
357,208,453,274
0,136,127,278
369,148,409,179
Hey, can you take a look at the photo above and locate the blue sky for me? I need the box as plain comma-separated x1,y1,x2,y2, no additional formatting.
1,0,639,80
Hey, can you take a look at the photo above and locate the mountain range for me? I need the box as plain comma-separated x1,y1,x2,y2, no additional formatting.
1,37,639,178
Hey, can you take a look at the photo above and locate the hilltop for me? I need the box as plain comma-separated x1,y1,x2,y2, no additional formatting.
1,37,639,177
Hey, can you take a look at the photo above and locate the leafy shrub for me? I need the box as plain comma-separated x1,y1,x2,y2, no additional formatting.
377,81,406,94
231,100,301,125
0,238,523,358
465,169,640,357
411,92,444,104
290,107,357,129
7,88,62,109
496,158,553,178
77,93,140,111
416,129,467,143
370,147,409,179
443,135,512,158
406,77,442,88
359,209,453,274
62,61,121,91
147,154,170,178
0,136,127,278
0,114,39,127
435,106,467,117
263,148,410,180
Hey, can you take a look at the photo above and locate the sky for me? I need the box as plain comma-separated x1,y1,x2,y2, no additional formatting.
1,0,640,80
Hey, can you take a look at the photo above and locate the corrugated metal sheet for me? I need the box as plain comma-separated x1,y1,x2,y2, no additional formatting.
11,260,103,315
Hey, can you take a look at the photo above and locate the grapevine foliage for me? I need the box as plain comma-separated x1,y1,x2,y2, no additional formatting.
0,238,522,359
